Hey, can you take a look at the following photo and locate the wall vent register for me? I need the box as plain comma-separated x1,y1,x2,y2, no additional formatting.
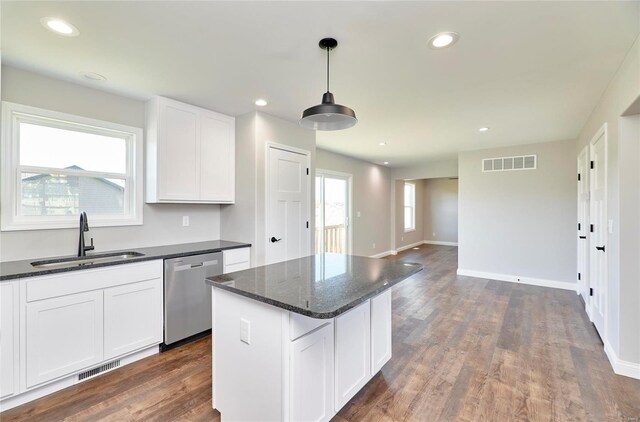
482,155,537,172
77,359,121,381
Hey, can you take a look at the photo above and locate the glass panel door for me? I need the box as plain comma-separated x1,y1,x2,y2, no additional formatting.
315,172,351,254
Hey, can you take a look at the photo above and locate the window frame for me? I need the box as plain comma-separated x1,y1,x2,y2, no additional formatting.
403,181,416,232
1,101,143,231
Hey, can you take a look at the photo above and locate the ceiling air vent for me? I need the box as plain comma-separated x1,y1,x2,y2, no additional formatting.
78,359,121,381
482,155,537,172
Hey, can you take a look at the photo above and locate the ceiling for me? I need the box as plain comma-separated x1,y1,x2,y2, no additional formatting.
2,1,639,167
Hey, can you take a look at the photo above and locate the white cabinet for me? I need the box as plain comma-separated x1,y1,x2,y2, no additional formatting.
223,247,251,274
146,96,235,204
0,282,19,399
290,323,334,422
371,290,392,374
104,279,163,360
25,291,104,388
334,301,371,411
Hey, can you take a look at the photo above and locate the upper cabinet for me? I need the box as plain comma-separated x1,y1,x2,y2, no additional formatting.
145,96,235,203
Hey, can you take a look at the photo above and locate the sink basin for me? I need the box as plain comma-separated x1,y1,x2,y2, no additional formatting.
31,251,145,269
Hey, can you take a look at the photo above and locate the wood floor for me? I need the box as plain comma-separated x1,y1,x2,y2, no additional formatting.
3,245,639,421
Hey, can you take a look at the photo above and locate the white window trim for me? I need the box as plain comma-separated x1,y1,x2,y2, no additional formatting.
404,181,416,232
1,101,144,231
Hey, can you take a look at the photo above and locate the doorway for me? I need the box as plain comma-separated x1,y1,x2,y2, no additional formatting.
315,170,352,254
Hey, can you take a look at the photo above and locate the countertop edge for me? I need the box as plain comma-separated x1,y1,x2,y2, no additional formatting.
0,241,252,281
209,265,423,319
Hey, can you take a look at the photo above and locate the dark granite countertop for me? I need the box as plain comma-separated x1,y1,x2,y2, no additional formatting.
206,253,422,318
0,240,251,281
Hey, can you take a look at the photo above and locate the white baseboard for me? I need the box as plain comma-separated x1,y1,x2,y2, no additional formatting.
456,269,576,291
423,240,458,247
370,250,396,259
395,240,425,253
605,341,640,380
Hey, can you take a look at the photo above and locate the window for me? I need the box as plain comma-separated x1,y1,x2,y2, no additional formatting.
1,102,143,230
404,182,415,232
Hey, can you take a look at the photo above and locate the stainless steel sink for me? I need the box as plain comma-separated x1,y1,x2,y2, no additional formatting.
31,251,145,269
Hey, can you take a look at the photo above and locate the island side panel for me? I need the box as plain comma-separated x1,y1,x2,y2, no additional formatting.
212,287,288,421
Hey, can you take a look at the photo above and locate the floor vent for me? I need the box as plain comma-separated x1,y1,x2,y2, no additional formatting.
482,155,537,172
78,359,121,381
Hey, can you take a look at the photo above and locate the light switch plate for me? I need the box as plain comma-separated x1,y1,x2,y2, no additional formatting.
240,318,251,345
182,216,190,227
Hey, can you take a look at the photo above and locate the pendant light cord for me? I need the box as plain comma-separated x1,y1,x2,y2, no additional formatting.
326,46,330,93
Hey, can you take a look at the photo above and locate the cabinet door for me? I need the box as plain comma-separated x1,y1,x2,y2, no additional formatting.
104,279,163,360
159,100,199,200
199,111,235,202
334,300,371,411
0,282,18,399
371,290,392,374
26,291,103,388
291,323,334,422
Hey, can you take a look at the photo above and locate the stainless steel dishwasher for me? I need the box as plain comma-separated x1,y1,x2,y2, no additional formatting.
163,252,222,348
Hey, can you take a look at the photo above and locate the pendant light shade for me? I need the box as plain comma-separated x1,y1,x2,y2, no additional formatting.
300,38,357,131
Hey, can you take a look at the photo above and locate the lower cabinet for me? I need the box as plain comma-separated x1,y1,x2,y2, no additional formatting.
26,291,104,388
290,323,334,422
334,301,371,411
104,279,163,360
371,290,392,374
0,282,18,399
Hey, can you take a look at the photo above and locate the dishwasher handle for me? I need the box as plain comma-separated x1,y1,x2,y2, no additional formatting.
172,259,219,272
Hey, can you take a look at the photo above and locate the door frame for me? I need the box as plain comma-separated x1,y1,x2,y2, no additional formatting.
265,142,312,263
315,169,353,255
577,145,590,304
588,122,608,339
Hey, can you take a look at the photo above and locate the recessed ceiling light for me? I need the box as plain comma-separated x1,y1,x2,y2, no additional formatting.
79,71,107,82
383,161,389,165
428,32,459,49
41,17,79,36
379,141,387,146
479,127,490,132
255,99,268,107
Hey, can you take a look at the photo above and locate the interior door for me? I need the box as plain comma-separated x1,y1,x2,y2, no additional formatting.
577,147,590,302
266,146,310,265
589,130,607,336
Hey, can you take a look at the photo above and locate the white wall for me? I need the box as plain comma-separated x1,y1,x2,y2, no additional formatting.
575,34,640,366
458,139,576,284
0,66,221,261
392,159,458,180
221,111,316,266
316,148,392,257
423,178,458,244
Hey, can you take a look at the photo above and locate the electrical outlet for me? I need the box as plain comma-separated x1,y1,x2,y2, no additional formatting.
357,211,361,218
240,318,251,345
372,242,376,249
401,236,404,241
182,216,190,227
432,232,436,237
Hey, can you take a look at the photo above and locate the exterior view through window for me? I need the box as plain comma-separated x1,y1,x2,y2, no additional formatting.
404,182,415,231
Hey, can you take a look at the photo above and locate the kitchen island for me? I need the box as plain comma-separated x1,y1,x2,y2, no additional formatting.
206,253,422,422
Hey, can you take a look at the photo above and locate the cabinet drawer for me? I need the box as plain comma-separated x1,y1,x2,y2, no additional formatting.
26,260,163,302
223,248,250,266
223,261,250,274
290,313,330,341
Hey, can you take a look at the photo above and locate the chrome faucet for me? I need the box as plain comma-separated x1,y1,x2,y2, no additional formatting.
78,212,95,257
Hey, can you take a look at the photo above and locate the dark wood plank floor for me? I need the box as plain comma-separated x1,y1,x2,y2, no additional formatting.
3,245,639,421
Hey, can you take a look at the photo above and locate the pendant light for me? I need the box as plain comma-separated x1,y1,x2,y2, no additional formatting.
300,38,357,131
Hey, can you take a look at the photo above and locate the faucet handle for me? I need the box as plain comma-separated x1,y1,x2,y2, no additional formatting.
85,237,95,252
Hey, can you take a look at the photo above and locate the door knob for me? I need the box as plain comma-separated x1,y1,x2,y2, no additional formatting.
579,236,587,239
596,245,605,252
270,237,282,243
